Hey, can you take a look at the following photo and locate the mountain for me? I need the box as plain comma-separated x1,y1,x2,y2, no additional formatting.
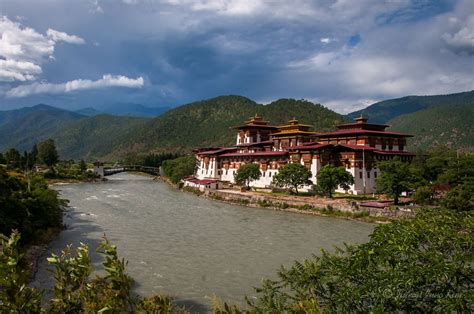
54,115,149,160
99,103,170,117
389,102,474,151
347,90,474,124
75,104,170,118
0,104,84,152
107,96,344,158
75,107,102,116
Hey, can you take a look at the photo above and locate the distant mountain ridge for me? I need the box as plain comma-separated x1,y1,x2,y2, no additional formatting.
347,90,474,124
1,91,473,160
75,103,170,117
388,102,474,151
0,104,85,153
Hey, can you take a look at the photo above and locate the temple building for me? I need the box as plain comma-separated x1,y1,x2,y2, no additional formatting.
191,114,414,194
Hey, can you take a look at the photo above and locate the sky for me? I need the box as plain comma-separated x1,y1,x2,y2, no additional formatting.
0,0,473,113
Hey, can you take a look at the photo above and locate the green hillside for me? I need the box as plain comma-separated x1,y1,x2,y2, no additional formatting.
0,104,84,152
347,90,474,123
54,115,149,160
389,102,474,151
108,96,344,158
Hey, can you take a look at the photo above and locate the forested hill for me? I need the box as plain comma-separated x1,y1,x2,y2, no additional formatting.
107,96,344,158
347,90,474,124
0,104,84,153
389,102,474,151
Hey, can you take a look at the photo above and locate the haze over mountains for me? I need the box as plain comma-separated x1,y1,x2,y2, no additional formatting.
0,91,472,160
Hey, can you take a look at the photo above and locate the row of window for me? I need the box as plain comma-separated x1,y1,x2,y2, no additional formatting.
359,171,377,179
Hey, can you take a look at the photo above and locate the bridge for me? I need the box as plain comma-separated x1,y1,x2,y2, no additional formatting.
93,162,161,177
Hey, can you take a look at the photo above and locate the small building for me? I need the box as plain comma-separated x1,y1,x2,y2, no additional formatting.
93,161,104,178
183,177,223,191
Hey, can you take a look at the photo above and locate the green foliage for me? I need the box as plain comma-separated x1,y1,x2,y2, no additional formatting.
377,157,419,204
412,185,435,205
234,163,261,188
0,152,6,164
141,152,180,167
272,163,312,194
79,159,87,173
5,148,21,168
247,208,473,313
0,232,187,313
0,231,42,313
37,139,59,167
442,183,474,212
162,155,197,184
314,165,354,198
0,168,64,244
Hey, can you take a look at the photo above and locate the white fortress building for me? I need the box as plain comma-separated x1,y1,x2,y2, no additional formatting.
190,115,414,194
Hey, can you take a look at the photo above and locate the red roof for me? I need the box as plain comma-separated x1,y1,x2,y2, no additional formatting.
374,150,415,156
220,151,288,157
318,129,413,137
236,140,273,147
289,143,332,150
197,147,236,155
184,177,220,185
335,144,378,151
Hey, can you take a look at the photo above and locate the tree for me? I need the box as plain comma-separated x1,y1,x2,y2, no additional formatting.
37,139,59,167
442,183,474,211
162,156,197,184
376,157,418,205
234,163,261,189
0,153,6,165
30,144,38,165
314,165,354,198
272,163,312,194
79,159,87,174
5,148,21,169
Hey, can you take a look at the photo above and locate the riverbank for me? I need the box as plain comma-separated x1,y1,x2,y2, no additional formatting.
156,176,413,223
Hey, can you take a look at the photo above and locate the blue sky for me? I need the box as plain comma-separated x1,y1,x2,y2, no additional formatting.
0,0,473,113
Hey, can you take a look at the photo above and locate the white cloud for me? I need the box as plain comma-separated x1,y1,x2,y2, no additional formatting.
320,38,331,44
442,14,474,55
46,29,85,44
6,74,145,97
0,16,85,82
0,60,42,82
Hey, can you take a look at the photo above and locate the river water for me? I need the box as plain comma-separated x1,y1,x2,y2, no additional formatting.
34,173,373,311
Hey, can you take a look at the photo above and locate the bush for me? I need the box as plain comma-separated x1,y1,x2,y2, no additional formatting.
162,156,197,184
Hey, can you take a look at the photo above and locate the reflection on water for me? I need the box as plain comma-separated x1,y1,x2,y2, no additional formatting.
34,173,373,311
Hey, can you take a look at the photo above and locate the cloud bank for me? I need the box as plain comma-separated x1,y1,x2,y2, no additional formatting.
6,75,144,97
0,0,473,112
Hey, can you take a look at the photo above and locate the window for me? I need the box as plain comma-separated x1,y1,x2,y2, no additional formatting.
367,171,370,179
262,171,265,177
359,172,363,179
374,171,377,178
269,172,272,177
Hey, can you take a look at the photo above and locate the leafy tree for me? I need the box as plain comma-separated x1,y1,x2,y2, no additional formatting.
442,183,474,211
246,208,473,313
0,152,6,164
79,159,87,174
272,163,312,194
162,156,197,184
0,168,64,244
38,139,59,167
376,157,418,204
314,165,354,198
412,185,435,205
5,148,21,169
234,163,261,189
30,144,38,165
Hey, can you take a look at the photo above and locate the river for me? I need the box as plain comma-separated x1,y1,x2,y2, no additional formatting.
34,173,373,311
